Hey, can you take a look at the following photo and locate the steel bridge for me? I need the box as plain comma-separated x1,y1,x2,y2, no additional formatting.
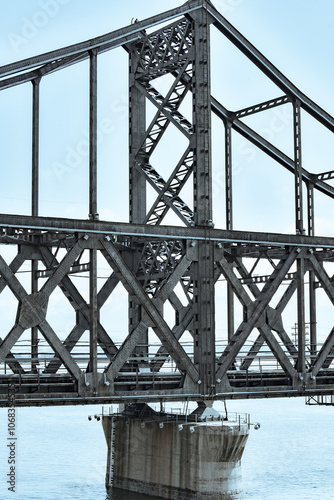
0,0,333,406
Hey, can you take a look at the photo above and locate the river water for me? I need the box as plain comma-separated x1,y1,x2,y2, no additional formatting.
0,397,333,499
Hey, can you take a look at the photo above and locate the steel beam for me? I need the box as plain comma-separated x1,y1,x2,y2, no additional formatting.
31,77,40,372
293,101,304,234
309,253,334,306
296,250,306,373
88,248,98,383
216,249,298,381
38,246,117,373
310,327,334,377
307,184,317,355
207,3,334,131
0,2,333,404
0,2,203,79
102,238,200,384
235,95,290,118
212,97,334,200
1,214,334,248
224,122,234,341
89,50,98,220
105,253,191,379
37,320,82,380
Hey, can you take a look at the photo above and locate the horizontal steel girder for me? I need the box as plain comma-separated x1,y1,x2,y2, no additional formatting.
0,232,332,405
0,214,334,249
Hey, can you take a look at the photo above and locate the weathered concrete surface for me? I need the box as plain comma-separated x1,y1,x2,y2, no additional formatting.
102,411,249,500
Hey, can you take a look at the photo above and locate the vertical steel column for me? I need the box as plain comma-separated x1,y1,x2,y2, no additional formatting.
89,49,98,381
191,9,215,394
89,247,98,380
225,121,234,341
293,100,304,234
32,78,40,217
307,183,314,237
293,100,306,372
296,252,306,374
307,183,317,356
225,121,233,232
31,77,41,373
192,16,212,228
129,48,146,225
89,49,98,221
128,42,148,356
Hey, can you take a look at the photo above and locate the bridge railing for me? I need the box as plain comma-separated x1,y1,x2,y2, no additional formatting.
0,340,332,376
95,404,252,429
306,395,334,406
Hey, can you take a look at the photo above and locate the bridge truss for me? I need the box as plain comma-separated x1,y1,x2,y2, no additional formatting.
0,0,333,406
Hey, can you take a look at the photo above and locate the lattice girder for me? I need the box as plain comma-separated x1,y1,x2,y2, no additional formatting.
0,221,332,404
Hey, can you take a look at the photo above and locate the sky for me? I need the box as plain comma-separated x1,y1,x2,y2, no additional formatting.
0,2,333,363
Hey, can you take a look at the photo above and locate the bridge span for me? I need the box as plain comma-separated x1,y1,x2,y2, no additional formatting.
0,0,334,407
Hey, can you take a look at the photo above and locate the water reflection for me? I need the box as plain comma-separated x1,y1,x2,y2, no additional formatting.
106,487,162,500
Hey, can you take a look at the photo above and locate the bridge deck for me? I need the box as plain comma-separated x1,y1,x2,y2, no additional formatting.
2,358,334,406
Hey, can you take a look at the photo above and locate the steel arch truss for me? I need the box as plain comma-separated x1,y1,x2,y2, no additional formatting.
0,0,333,406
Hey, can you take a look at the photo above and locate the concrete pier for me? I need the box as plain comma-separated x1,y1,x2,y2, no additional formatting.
102,403,249,500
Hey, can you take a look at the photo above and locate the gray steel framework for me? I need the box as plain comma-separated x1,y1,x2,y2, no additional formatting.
0,0,333,406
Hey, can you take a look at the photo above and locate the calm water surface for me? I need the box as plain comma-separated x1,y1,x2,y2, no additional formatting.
0,398,333,499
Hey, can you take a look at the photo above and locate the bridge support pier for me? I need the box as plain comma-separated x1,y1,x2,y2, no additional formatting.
102,403,249,500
